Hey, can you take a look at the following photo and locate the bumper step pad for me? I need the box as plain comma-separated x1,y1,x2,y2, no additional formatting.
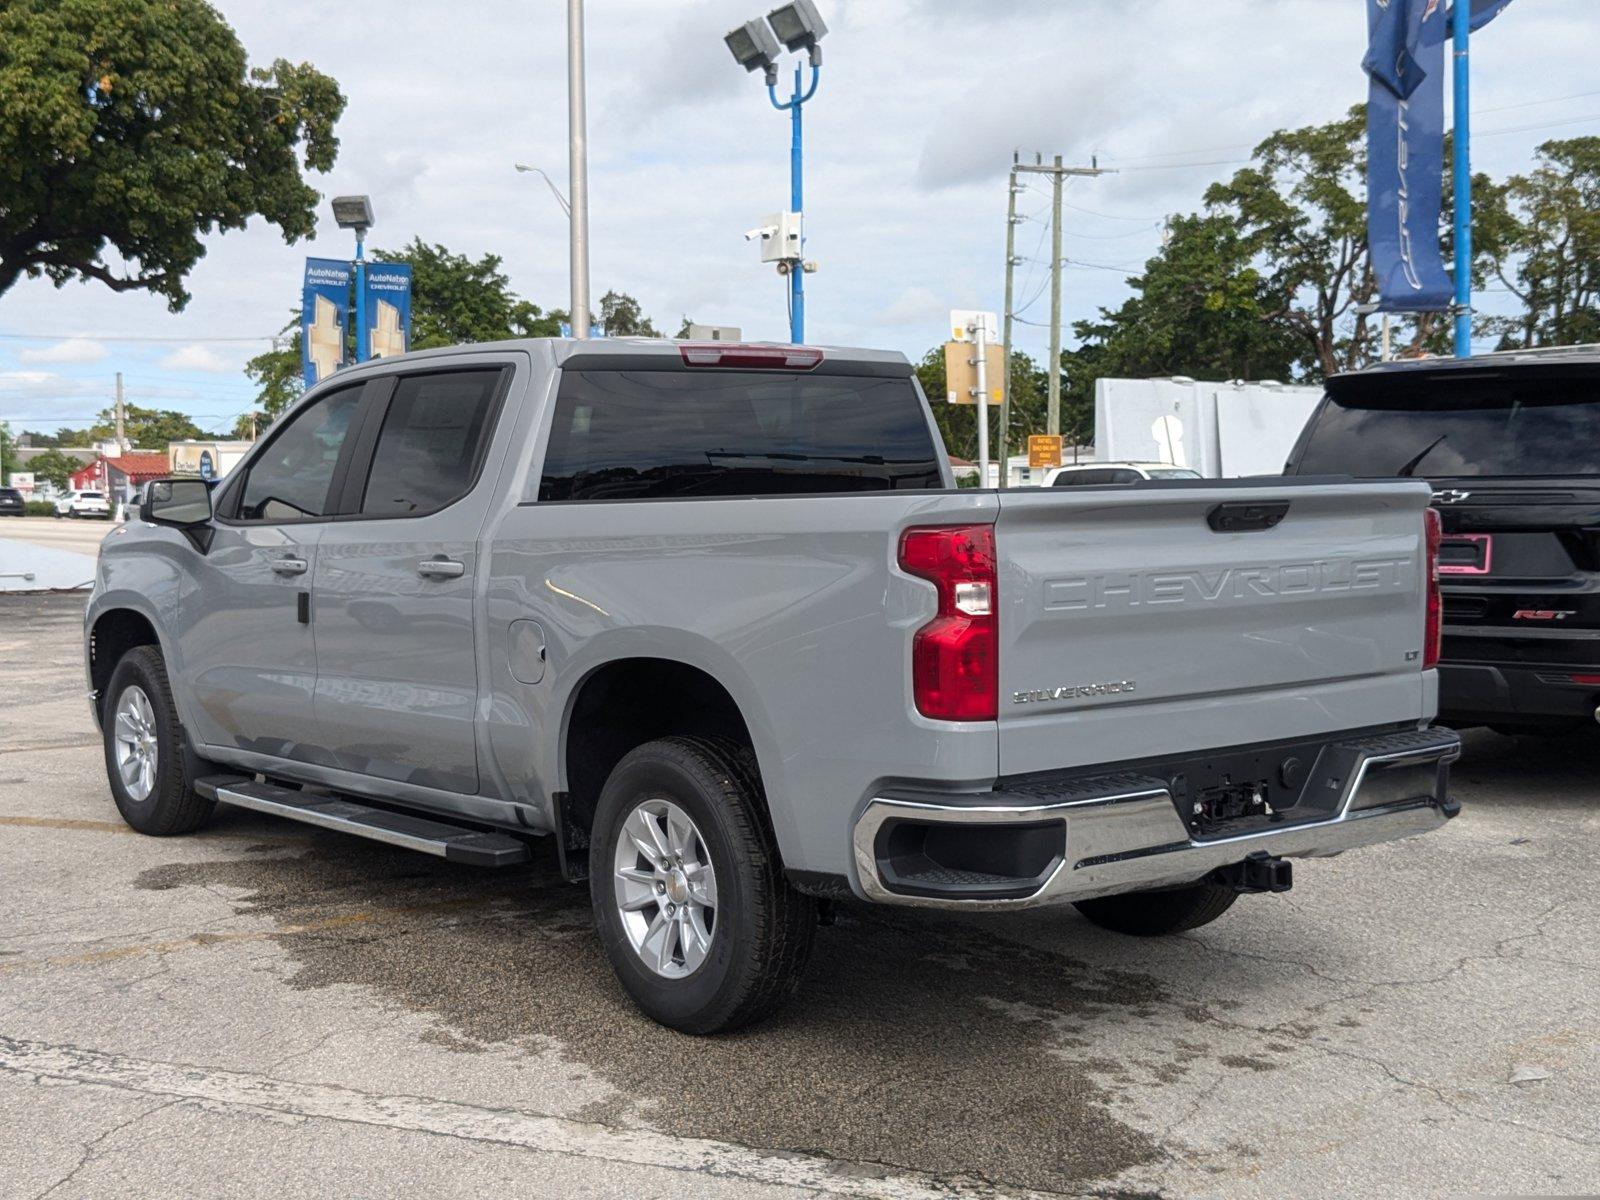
195,776,532,867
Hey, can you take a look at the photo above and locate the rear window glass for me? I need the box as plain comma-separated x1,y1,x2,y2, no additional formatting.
1295,375,1600,478
538,369,944,501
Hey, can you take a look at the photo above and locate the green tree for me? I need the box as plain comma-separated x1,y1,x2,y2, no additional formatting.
0,0,345,308
1488,137,1600,348
24,448,84,490
86,404,204,448
375,240,562,349
599,290,659,337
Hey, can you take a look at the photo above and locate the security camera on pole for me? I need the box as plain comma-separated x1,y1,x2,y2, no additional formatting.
724,2,827,344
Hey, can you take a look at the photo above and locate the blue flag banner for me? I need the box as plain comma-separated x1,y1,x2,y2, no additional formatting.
1365,0,1454,312
302,257,352,387
1451,0,1515,32
362,262,413,361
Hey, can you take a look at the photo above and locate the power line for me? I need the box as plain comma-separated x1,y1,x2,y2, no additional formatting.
0,331,274,344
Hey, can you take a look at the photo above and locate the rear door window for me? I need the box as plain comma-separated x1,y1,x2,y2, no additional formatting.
358,370,503,517
538,369,944,500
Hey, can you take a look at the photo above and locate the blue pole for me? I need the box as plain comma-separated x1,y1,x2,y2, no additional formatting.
1451,0,1472,358
354,232,368,364
789,63,804,344
769,63,818,346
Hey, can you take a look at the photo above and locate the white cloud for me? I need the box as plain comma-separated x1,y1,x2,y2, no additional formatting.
17,337,108,365
0,0,1593,432
158,344,236,373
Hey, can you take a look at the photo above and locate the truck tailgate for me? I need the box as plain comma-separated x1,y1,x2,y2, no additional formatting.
994,479,1433,776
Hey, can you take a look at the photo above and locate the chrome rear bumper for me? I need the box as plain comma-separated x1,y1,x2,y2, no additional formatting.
851,728,1461,910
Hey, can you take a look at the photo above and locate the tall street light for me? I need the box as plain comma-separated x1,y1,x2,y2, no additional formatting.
724,2,827,344
330,194,374,362
514,164,572,218
567,0,592,339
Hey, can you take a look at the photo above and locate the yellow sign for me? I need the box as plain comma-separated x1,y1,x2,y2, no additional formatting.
1028,435,1064,469
942,341,1004,406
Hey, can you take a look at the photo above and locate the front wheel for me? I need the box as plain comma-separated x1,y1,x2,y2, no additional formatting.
590,736,816,1034
102,645,215,836
1074,882,1238,936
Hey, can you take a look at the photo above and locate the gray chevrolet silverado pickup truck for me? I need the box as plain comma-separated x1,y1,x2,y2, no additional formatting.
85,338,1460,1032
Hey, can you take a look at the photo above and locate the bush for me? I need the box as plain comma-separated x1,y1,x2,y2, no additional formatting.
24,501,55,516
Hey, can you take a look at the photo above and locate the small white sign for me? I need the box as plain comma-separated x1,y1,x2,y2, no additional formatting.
949,309,999,344
8,471,34,493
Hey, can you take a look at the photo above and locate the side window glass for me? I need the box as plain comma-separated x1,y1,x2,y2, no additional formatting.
237,386,363,521
359,370,501,517
1052,472,1084,487
1110,470,1141,484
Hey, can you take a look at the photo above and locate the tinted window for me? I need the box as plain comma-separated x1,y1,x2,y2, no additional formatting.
539,369,943,500
1053,469,1108,486
1107,469,1142,484
1295,375,1600,478
1146,468,1200,480
0,489,20,500
360,370,501,516
238,385,362,521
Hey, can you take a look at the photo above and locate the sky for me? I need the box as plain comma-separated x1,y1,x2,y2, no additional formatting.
1,0,1597,439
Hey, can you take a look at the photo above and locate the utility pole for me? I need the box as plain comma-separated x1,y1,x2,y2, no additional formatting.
567,0,592,339
1014,157,1115,441
1450,0,1472,358
971,314,991,484
998,160,1021,487
114,372,126,453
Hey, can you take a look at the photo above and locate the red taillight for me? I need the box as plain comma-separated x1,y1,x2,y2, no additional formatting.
678,343,823,370
1424,507,1442,669
899,524,997,721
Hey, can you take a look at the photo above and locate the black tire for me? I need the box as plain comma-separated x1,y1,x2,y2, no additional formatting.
589,736,816,1034
102,645,215,836
1074,882,1239,936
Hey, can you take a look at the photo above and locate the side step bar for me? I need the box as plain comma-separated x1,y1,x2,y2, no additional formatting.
195,775,532,867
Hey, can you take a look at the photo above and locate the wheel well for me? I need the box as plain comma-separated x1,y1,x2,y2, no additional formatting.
563,658,757,835
89,610,160,715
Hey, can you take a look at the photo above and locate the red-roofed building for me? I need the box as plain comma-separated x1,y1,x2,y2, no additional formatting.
69,453,173,503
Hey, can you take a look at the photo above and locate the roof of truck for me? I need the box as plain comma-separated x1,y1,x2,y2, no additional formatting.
327,337,914,379
1341,344,1600,381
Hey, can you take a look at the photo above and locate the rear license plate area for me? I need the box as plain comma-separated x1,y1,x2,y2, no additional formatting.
1439,533,1492,575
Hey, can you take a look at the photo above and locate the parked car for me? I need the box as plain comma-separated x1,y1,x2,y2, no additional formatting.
1286,348,1600,733
0,487,25,517
1042,461,1202,486
85,338,1459,1033
55,490,111,519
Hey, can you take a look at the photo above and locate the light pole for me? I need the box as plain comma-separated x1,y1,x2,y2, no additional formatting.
331,195,375,362
514,164,572,218
725,2,827,344
567,0,592,339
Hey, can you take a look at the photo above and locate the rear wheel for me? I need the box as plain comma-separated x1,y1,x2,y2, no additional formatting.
590,736,816,1034
102,645,215,836
1074,882,1238,936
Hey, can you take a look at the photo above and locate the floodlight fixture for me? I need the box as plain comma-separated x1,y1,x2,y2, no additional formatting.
766,1,828,63
330,194,374,233
725,19,781,81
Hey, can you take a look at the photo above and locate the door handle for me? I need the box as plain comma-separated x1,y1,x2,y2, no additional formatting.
271,556,309,576
417,557,466,579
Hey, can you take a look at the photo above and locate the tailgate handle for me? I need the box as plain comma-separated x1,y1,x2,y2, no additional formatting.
1206,501,1289,533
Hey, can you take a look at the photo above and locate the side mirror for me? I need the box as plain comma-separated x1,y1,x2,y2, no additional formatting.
141,478,213,528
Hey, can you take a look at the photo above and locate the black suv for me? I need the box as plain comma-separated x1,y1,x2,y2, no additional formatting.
1285,349,1600,733
0,487,25,517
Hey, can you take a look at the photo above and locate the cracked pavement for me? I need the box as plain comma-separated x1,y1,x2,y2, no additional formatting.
2,592,1597,1198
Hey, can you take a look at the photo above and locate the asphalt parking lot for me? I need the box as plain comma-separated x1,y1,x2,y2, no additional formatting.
2,591,1596,1199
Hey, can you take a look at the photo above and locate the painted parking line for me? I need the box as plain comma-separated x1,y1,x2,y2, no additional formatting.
0,1035,1033,1200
